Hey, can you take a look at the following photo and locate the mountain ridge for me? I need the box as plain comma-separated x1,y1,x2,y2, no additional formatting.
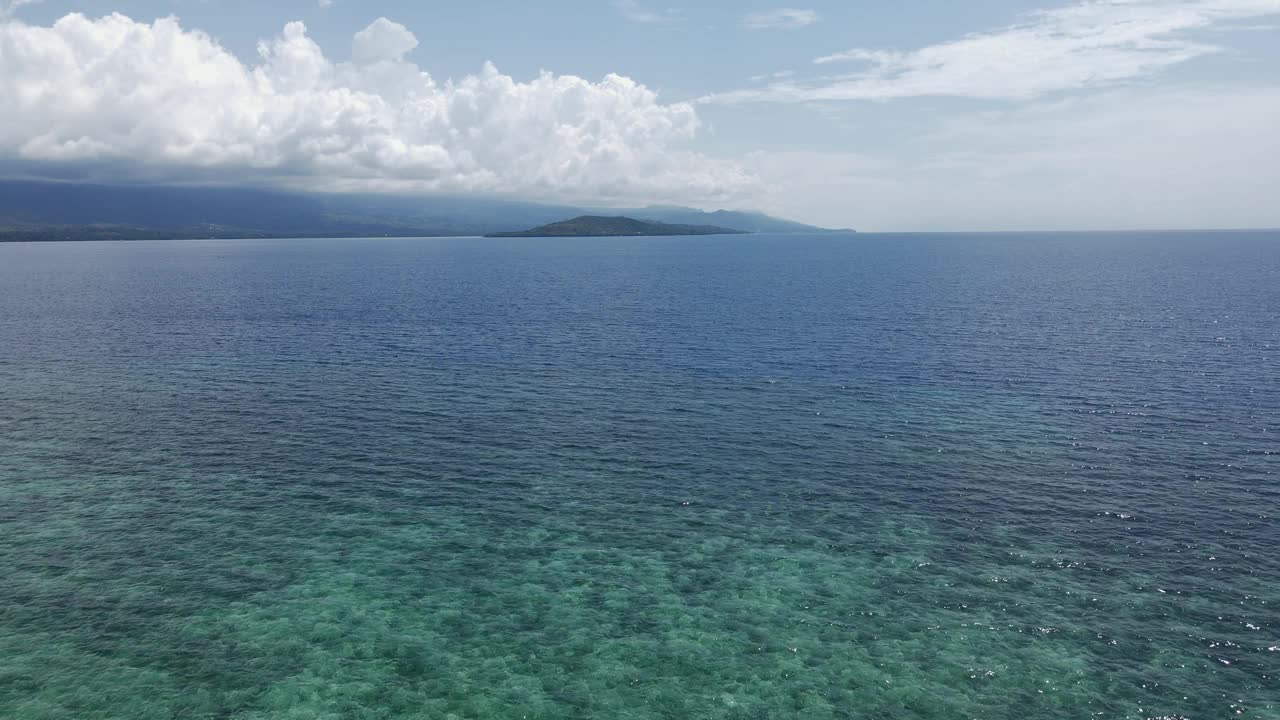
0,180,845,240
487,215,750,238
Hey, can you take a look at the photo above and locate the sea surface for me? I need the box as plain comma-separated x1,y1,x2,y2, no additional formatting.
0,232,1277,720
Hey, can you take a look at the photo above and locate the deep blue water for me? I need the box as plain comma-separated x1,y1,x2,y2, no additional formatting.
1,232,1277,719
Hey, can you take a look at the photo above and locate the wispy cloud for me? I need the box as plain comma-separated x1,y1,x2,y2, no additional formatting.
0,0,44,19
742,8,819,30
708,0,1280,103
750,70,796,83
612,0,679,24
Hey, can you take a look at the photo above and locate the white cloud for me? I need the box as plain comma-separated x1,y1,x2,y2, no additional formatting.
742,9,819,31
351,17,418,64
710,0,1280,103
747,86,1280,230
0,13,751,203
612,0,678,24
749,70,796,83
1,0,43,19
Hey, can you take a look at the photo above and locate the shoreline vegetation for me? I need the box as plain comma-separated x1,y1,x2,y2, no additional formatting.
0,226,485,243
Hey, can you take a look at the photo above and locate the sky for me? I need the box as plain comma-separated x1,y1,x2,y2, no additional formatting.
1,0,1279,231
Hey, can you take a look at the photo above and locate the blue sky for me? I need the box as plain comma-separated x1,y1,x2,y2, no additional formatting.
2,0,1279,230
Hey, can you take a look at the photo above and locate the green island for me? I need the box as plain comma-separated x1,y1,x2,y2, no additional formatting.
486,215,750,238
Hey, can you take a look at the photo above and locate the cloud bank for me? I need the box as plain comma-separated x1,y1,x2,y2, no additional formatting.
0,13,751,202
747,85,1280,230
710,0,1280,102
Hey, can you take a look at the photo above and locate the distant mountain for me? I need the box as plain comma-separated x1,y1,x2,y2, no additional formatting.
0,180,845,241
620,206,848,234
488,216,749,238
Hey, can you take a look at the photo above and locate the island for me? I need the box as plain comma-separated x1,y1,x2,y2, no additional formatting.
486,215,751,238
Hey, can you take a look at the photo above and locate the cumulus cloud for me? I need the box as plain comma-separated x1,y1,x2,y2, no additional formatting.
0,13,752,203
351,17,418,64
709,0,1280,102
742,9,819,31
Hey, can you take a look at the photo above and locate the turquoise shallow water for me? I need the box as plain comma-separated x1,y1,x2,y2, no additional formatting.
0,232,1277,719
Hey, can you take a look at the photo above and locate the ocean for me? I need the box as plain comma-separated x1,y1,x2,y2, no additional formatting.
1,232,1276,719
